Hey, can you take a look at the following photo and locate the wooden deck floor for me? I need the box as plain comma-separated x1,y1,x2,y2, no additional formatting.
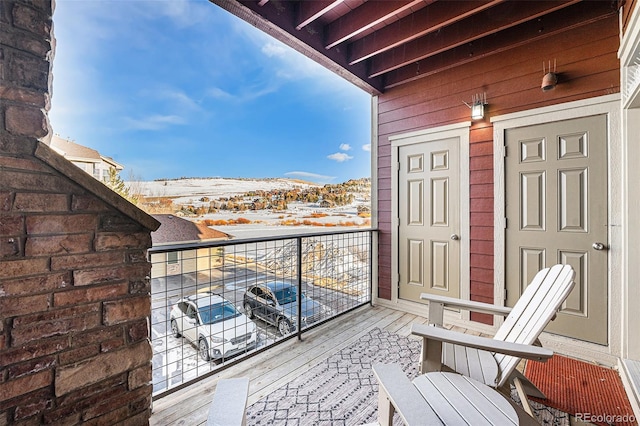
150,304,430,426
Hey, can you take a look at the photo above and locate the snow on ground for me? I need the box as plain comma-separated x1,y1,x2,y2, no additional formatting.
145,178,372,393
131,177,320,206
130,177,371,238
199,201,370,239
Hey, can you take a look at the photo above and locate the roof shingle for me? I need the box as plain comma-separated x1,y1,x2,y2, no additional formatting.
151,214,231,245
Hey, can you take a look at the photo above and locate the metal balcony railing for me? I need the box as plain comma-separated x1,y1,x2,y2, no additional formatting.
149,229,374,398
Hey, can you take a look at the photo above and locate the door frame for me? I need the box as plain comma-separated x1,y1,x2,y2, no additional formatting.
618,4,640,414
620,8,640,362
389,122,471,314
492,94,622,364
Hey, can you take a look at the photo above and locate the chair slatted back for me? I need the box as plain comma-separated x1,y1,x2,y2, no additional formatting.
492,264,575,386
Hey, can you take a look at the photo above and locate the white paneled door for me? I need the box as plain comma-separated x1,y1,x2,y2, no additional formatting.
399,138,460,302
505,115,608,344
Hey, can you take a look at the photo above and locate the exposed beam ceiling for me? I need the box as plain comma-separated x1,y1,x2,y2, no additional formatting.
324,0,428,49
348,0,504,65
296,0,343,30
368,0,582,78
210,0,618,94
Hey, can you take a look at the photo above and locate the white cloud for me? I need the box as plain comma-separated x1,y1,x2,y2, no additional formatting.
259,40,331,81
234,22,348,86
123,115,186,131
327,152,354,162
133,87,203,115
362,144,371,152
261,42,288,58
49,1,211,137
206,84,278,104
156,89,201,111
339,143,352,151
285,171,336,183
208,87,234,99
156,0,213,27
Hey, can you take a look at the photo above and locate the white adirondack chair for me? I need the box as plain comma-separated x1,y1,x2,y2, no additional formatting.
372,363,540,426
412,264,575,415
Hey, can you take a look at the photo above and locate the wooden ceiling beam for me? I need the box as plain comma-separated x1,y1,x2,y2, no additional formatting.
369,0,581,78
348,0,504,65
324,0,428,50
383,1,617,89
296,0,344,30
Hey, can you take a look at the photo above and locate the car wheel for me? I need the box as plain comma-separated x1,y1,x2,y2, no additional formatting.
278,318,292,336
171,319,181,338
199,338,211,361
244,302,254,319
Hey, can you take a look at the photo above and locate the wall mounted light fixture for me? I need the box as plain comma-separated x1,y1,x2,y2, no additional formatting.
542,60,558,91
464,93,487,120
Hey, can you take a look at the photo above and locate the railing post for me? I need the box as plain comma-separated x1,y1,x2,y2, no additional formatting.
296,236,303,341
369,230,374,306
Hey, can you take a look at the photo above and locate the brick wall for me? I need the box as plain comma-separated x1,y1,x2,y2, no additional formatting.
1,1,158,424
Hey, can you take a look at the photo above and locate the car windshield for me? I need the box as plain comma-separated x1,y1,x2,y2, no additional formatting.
273,286,301,305
198,302,241,325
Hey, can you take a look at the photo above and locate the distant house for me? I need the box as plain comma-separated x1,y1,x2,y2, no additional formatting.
49,135,123,182
150,214,232,277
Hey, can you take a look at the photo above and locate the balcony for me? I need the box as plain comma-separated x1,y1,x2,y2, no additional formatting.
148,228,638,426
150,303,422,425
149,229,375,397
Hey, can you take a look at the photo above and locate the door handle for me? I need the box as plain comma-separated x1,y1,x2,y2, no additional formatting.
592,242,606,251
450,234,460,241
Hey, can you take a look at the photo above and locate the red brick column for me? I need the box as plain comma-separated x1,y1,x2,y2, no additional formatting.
1,1,156,424
0,0,53,140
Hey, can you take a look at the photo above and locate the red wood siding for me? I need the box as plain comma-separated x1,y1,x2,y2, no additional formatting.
376,15,620,323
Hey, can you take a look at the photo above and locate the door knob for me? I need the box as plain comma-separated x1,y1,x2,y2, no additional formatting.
592,242,605,251
450,234,459,241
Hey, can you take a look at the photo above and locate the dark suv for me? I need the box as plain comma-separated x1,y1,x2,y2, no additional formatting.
243,281,328,335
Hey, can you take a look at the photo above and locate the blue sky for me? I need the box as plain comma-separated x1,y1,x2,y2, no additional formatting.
49,0,372,184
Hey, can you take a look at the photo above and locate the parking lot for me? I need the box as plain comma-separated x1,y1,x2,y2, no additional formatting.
151,261,368,394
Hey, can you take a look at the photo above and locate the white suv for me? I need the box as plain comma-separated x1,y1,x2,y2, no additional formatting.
170,292,257,362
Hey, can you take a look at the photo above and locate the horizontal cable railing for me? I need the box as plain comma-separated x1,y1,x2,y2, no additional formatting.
150,229,374,398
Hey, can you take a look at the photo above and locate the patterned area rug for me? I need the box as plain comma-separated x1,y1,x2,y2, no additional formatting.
245,328,569,425
246,328,420,425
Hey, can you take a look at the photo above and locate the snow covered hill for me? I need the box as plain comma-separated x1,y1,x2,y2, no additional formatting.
129,177,371,238
130,177,321,205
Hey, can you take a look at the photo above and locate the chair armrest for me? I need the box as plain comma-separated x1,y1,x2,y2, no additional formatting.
411,323,553,361
207,378,250,426
372,363,438,426
420,293,513,317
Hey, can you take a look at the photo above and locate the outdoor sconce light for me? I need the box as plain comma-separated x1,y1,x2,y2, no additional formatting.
542,60,558,91
464,93,487,120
